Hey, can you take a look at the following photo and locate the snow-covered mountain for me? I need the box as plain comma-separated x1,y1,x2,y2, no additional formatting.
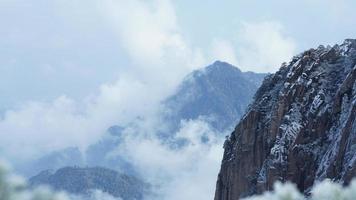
23,61,266,199
214,39,356,199
21,61,266,178
164,60,266,132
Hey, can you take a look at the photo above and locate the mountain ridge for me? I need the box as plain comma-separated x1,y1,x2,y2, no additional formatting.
29,166,150,200
21,61,266,179
164,60,266,132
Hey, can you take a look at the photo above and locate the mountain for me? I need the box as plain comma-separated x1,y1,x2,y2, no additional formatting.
29,166,150,200
17,126,137,178
214,39,356,199
164,60,266,132
82,61,266,175
84,125,137,175
20,61,266,178
22,61,267,200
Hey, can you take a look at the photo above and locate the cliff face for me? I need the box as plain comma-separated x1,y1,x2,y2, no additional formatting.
214,39,356,200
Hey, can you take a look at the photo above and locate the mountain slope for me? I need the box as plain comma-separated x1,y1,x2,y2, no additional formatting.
29,167,150,200
164,60,266,132
214,39,356,199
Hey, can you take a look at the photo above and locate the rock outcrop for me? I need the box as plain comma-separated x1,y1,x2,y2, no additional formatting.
214,39,356,200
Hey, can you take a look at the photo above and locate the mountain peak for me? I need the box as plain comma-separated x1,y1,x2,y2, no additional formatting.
212,60,234,66
164,60,266,132
206,60,242,73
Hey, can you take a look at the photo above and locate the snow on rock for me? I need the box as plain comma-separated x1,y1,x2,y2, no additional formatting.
243,179,356,200
215,39,356,200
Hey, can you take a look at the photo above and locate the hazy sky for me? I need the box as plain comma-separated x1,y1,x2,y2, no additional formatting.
0,0,355,157
1,0,355,110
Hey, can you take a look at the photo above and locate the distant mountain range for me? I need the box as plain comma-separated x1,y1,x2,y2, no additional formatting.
25,61,267,198
29,166,150,200
164,60,266,132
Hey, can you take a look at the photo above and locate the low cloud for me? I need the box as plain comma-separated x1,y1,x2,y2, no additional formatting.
211,39,239,66
102,0,206,88
0,75,170,164
0,1,299,200
0,0,205,164
236,21,297,72
208,21,297,72
115,118,225,200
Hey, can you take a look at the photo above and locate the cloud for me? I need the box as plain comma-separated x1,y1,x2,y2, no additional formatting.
114,119,225,200
236,21,297,72
0,0,207,164
0,74,169,164
210,39,239,66
101,0,206,87
74,190,122,200
207,21,296,72
0,110,225,199
0,1,299,200
103,0,180,65
0,96,101,163
0,96,87,162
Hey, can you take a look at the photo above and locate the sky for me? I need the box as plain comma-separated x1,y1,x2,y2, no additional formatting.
1,0,356,110
0,0,355,199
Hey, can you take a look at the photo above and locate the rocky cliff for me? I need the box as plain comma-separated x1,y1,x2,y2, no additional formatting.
214,39,356,200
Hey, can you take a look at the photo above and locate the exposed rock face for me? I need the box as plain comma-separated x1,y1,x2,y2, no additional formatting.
29,166,150,200
214,39,356,200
